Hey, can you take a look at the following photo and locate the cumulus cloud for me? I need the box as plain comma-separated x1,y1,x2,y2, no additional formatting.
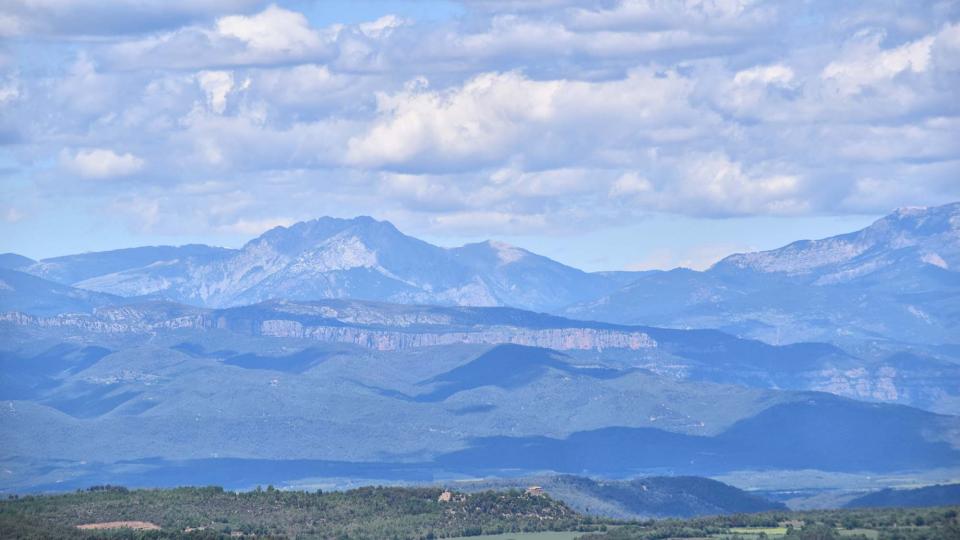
0,0,264,37
215,5,321,54
103,5,334,70
61,148,145,179
347,69,704,172
821,30,933,96
197,70,235,113
2,0,959,247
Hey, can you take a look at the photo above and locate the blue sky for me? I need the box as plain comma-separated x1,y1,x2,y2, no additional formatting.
1,1,958,271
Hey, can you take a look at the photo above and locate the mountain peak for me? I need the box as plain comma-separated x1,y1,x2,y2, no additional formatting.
712,202,960,275
486,240,527,265
248,216,402,254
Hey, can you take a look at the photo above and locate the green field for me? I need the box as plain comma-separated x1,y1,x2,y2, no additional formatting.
446,532,588,540
837,529,879,539
727,526,789,536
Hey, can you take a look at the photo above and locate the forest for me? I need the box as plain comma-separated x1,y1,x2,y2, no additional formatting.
1,485,958,539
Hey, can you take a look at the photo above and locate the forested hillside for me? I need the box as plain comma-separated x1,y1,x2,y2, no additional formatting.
0,486,603,539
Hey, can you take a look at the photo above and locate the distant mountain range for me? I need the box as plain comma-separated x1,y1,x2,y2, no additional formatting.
3,287,958,411
845,483,960,509
2,336,957,492
1,203,959,494
0,217,626,313
567,203,960,347
2,203,958,348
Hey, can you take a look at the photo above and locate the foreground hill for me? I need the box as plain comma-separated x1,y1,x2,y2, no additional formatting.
0,485,597,539
1,485,957,540
567,203,960,347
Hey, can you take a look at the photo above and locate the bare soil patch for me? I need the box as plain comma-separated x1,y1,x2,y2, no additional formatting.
76,521,161,530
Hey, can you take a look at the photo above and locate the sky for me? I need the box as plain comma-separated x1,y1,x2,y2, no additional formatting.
0,0,958,271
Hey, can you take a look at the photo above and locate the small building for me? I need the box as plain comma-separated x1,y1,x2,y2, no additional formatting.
525,486,544,496
437,490,453,502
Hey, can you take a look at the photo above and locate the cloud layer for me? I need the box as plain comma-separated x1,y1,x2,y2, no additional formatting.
1,0,959,244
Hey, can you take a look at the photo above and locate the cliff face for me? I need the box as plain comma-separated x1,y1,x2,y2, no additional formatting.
3,306,958,413
258,319,658,351
0,310,657,352
0,311,208,333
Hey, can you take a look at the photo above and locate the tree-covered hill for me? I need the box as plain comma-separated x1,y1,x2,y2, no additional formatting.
455,475,785,519
580,505,960,540
0,485,606,539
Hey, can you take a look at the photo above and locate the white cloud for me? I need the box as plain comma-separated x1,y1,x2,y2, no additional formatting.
197,70,234,113
734,64,794,86
3,1,959,245
110,195,162,232
567,0,769,32
358,15,409,38
609,173,653,197
672,153,806,216
215,5,321,55
821,31,933,96
102,5,335,70
0,1,263,36
62,148,145,179
608,153,810,217
931,22,960,71
347,69,701,171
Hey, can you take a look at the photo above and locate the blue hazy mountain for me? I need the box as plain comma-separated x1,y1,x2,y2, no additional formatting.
566,203,960,347
24,244,236,285
0,268,127,316
5,204,959,348
3,286,959,412
2,205,959,493
11,216,622,312
845,483,960,508
1,337,957,492
0,253,34,270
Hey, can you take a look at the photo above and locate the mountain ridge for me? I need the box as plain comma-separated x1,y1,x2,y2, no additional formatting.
3,203,959,346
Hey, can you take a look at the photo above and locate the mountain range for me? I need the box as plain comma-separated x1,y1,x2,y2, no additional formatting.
0,217,625,313
3,203,958,349
567,204,960,347
1,203,959,496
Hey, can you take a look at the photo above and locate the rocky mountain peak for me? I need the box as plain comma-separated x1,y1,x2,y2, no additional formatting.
712,202,960,275
246,216,401,256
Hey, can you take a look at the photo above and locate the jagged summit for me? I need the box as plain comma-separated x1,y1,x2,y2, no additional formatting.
566,202,960,346
713,202,959,275
5,215,616,311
